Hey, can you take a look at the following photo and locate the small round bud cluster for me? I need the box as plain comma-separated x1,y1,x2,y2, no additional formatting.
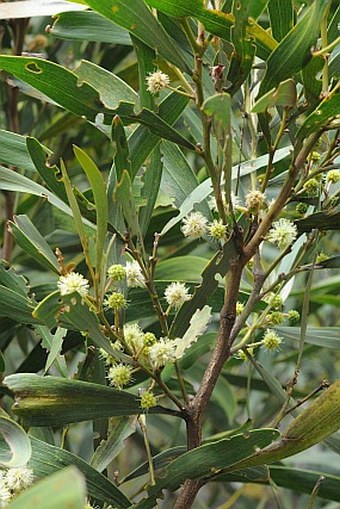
107,264,126,281
181,212,208,238
271,294,283,310
287,310,300,324
267,218,298,249
149,338,177,369
267,311,285,325
143,332,157,347
316,252,329,264
326,170,340,184
208,219,227,240
106,292,127,310
261,329,282,351
296,202,308,215
164,282,191,309
140,390,157,410
108,363,133,389
236,301,244,316
57,272,89,298
146,70,170,94
126,261,145,288
237,347,254,361
310,151,321,161
245,190,266,213
303,178,319,197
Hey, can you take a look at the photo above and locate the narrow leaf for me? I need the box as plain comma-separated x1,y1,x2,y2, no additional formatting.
259,2,328,96
49,10,132,44
5,374,178,426
82,0,189,71
9,215,59,273
90,416,137,472
252,79,297,112
73,146,108,274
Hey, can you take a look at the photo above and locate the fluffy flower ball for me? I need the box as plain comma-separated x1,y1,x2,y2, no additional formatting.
267,218,297,249
245,190,266,212
108,364,133,389
164,282,190,309
146,70,170,94
148,339,176,369
261,329,282,351
57,272,89,298
181,211,208,238
126,261,145,288
5,466,34,493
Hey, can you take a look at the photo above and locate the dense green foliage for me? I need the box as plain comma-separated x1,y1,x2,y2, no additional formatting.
0,1,339,508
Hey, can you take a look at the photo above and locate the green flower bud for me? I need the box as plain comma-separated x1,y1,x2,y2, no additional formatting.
267,311,285,325
303,178,319,197
296,202,308,215
106,292,127,310
316,252,329,264
236,301,244,316
326,170,340,184
140,390,157,410
107,264,126,281
287,310,300,325
143,332,157,346
237,347,254,361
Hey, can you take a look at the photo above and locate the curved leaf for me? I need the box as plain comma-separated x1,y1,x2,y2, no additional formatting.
9,215,59,273
0,414,32,468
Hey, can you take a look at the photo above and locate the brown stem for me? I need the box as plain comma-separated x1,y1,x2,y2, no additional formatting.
174,256,244,507
174,131,322,508
243,132,321,260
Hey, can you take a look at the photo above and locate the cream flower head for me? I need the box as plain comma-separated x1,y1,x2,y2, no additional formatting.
164,282,190,309
126,261,145,288
146,70,170,94
57,272,89,298
267,218,297,249
181,211,208,238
